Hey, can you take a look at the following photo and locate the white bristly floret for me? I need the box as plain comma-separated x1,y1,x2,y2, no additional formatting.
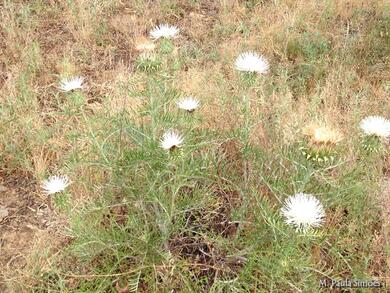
160,131,183,150
59,76,84,92
235,51,269,74
281,193,325,232
150,24,179,39
176,97,200,112
42,175,70,195
360,116,390,139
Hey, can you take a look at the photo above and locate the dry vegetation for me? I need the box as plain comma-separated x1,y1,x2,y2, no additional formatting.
0,0,389,292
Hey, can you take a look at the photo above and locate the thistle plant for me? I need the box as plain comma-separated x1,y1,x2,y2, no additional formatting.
42,175,70,195
281,193,326,233
361,134,384,153
135,53,161,72
159,38,175,54
235,52,269,74
299,145,336,164
240,72,257,87
176,97,200,113
59,76,86,110
360,116,390,153
232,51,271,186
160,130,184,151
150,24,179,55
235,52,269,87
59,76,84,92
41,175,71,211
301,124,342,164
150,24,179,40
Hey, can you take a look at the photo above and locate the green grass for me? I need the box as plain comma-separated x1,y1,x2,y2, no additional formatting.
21,40,384,292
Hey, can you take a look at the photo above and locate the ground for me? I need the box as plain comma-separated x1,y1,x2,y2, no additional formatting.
379,177,390,285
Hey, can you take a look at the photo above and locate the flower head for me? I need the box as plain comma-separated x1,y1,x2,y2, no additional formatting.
176,97,200,112
281,193,325,232
303,124,343,145
360,116,390,139
135,36,156,52
139,52,157,62
150,24,179,40
59,76,84,92
42,175,70,195
235,51,269,74
160,131,183,150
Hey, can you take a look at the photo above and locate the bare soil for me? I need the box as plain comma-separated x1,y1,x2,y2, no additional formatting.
0,172,51,292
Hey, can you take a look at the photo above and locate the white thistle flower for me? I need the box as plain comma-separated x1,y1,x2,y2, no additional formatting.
281,193,325,232
59,76,84,92
235,51,269,74
160,131,183,150
360,116,390,139
150,24,179,40
176,97,200,112
42,175,70,195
